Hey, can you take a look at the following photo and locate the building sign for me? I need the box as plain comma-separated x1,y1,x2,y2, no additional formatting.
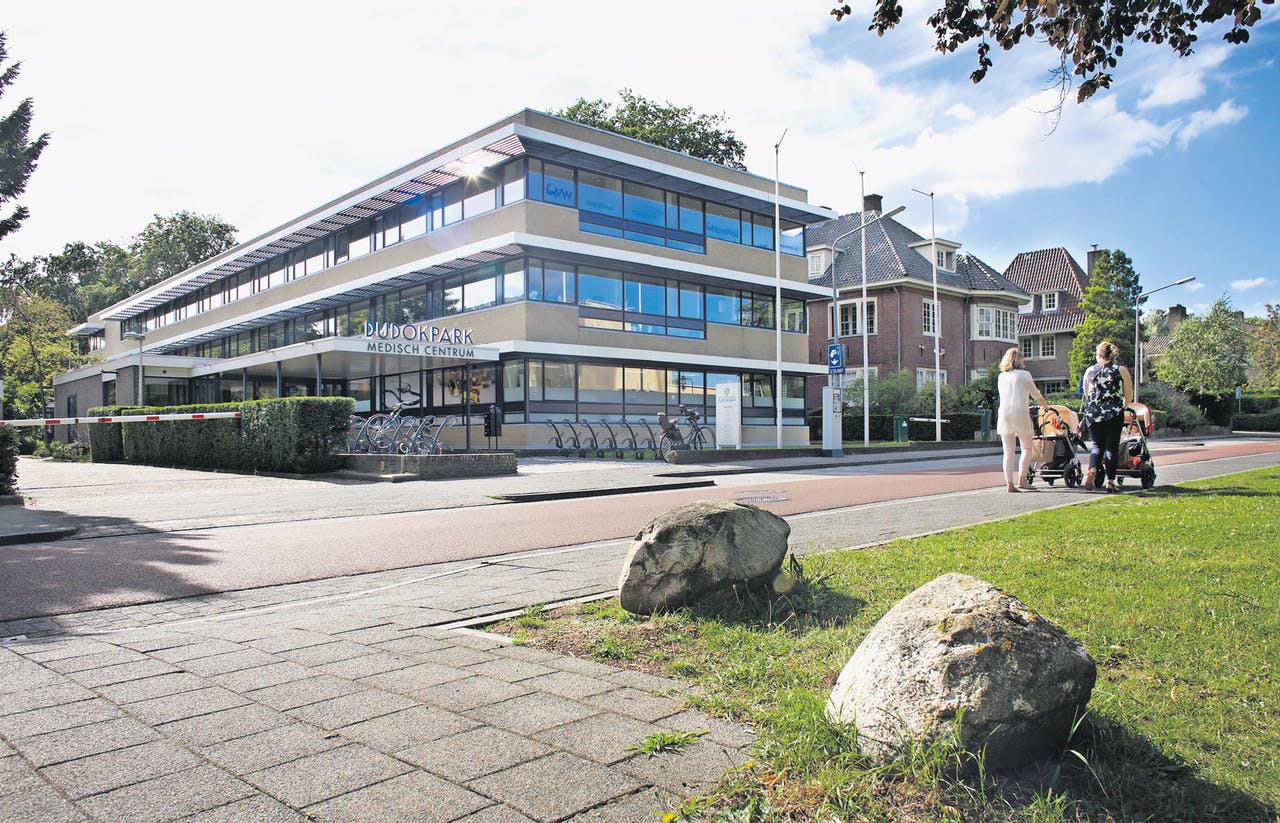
365,322,473,345
716,382,741,448
363,322,478,358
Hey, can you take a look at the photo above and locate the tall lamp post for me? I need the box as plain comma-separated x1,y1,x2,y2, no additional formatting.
1134,276,1195,402
773,128,788,449
123,331,146,406
911,188,942,442
827,204,906,452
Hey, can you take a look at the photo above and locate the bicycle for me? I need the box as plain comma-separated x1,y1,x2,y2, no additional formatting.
656,405,715,462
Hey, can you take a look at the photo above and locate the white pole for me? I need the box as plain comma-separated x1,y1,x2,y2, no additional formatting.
859,173,870,449
927,192,941,442
1133,276,1195,404
829,205,842,458
774,129,787,449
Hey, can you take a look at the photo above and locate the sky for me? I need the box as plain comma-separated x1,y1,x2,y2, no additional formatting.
3,1,1277,319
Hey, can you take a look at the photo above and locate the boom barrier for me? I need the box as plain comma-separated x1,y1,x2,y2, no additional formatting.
0,412,242,427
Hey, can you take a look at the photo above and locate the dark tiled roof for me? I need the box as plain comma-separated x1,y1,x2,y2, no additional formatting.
1146,335,1173,357
807,211,1026,299
1002,248,1089,296
1018,309,1084,335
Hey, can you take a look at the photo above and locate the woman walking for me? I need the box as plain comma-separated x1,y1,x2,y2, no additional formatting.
996,346,1048,493
1081,340,1133,492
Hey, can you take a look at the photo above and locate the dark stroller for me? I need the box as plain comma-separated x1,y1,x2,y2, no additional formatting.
1024,404,1086,488
1113,402,1157,489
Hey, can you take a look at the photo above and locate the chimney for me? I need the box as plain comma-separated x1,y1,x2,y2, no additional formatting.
863,193,884,214
1167,304,1187,328
1086,244,1104,278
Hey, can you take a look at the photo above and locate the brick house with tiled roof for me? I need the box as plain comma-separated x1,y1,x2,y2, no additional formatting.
1002,247,1095,392
804,195,1029,409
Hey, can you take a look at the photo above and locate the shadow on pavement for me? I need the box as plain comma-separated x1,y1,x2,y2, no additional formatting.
0,513,220,622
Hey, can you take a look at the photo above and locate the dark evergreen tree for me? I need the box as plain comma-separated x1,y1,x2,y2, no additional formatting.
0,32,50,243
1068,249,1141,384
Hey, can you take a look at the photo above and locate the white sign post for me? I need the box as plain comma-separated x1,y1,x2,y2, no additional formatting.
716,382,742,449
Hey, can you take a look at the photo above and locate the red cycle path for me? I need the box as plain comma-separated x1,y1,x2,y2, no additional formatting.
3,440,1278,621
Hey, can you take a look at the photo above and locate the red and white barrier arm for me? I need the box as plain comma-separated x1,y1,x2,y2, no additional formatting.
0,412,242,427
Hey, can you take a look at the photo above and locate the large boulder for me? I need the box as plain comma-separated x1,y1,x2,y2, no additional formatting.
618,501,790,614
826,573,1096,771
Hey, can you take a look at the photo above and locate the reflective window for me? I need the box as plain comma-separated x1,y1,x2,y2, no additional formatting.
442,279,463,315
706,202,740,242
542,261,575,304
752,214,774,250
579,172,622,217
462,172,497,218
544,361,575,401
543,164,575,206
501,160,525,205
623,181,664,226
463,267,498,311
782,299,806,333
624,367,666,405
578,266,622,310
625,275,664,315
347,221,371,260
400,196,427,239
442,183,463,225
780,221,805,256
502,259,525,302
579,364,623,403
706,287,740,324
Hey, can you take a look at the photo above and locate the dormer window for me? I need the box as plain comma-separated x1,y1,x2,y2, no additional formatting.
936,249,955,271
808,250,830,279
1040,291,1058,311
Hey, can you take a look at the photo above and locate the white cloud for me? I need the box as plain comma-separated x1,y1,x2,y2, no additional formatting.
1176,101,1248,148
1138,46,1231,109
1231,277,1272,290
1186,281,1207,292
0,0,1257,262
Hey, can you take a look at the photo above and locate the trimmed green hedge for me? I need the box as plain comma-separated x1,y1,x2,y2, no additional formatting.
87,397,354,473
806,410,988,442
1,426,18,495
1233,411,1280,432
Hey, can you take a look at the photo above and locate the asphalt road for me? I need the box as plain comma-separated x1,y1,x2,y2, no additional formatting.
3,438,1278,622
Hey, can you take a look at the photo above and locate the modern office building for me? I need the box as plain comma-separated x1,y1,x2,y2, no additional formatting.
54,110,835,449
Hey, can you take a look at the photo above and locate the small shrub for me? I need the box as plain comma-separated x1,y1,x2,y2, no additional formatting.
34,439,89,462
1233,411,1280,432
0,426,18,495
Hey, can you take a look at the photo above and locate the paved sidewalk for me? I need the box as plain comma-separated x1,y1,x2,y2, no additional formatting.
3,441,1277,822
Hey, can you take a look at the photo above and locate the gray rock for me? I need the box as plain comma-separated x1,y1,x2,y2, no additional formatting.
618,501,790,615
825,573,1096,771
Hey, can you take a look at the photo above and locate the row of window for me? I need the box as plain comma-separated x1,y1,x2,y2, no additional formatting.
830,297,1014,342
174,256,807,359
1019,291,1060,314
183,358,808,422
123,156,807,337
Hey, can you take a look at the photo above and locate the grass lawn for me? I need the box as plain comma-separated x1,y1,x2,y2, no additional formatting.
489,468,1280,822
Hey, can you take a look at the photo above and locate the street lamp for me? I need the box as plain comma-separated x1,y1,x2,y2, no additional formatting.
773,128,788,449
1134,276,1195,402
123,331,146,406
828,203,906,453
911,188,942,442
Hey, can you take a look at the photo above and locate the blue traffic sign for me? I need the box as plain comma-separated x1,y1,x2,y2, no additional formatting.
827,343,845,374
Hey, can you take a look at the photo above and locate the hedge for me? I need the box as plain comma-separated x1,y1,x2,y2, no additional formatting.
87,396,354,473
805,410,988,442
1,426,18,495
1233,411,1280,432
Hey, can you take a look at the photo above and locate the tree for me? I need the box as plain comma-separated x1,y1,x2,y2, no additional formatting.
126,211,237,293
1157,296,1250,398
0,32,51,243
553,89,747,170
1249,304,1280,390
830,0,1272,103
0,293,84,419
1069,249,1141,384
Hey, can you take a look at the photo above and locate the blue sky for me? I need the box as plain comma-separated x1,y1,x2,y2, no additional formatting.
3,1,1276,318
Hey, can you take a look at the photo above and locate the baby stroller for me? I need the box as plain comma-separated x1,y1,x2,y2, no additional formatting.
1113,402,1157,489
1024,405,1086,487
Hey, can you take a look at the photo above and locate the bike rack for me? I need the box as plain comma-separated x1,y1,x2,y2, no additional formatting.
637,418,660,459
580,420,607,457
600,419,629,459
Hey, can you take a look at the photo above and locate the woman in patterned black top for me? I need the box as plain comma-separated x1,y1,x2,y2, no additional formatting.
1081,340,1133,492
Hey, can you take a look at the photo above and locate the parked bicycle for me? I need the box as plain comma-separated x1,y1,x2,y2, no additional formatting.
656,405,715,462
